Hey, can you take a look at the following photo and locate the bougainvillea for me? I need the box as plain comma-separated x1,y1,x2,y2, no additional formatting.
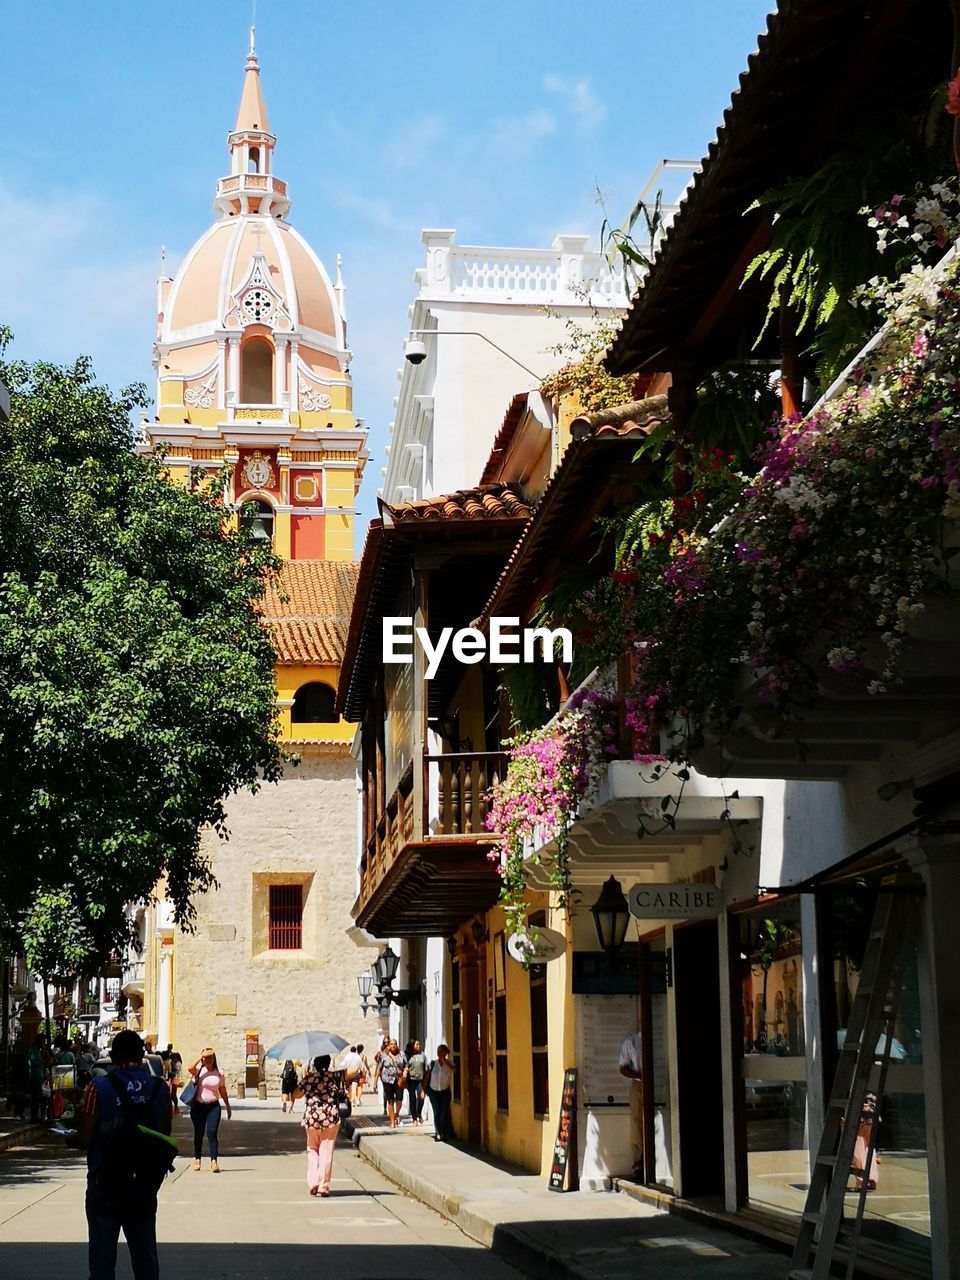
620,231,960,757
485,680,618,946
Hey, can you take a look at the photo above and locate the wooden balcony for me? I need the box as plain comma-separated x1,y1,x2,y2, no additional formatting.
356,751,507,937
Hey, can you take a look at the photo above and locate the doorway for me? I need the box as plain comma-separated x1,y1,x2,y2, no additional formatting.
674,919,725,1198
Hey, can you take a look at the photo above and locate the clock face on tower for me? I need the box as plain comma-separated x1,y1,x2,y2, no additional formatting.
242,451,275,491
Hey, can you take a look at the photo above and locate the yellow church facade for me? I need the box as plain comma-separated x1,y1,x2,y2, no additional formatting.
134,33,376,1080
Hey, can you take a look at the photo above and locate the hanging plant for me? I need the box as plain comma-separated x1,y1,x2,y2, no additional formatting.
485,682,618,951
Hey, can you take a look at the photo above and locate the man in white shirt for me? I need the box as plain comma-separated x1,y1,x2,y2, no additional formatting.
339,1047,363,1104
426,1044,454,1142
619,1030,643,1179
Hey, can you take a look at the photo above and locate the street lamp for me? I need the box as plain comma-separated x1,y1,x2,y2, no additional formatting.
590,876,631,956
403,329,547,382
357,972,373,1001
372,946,400,988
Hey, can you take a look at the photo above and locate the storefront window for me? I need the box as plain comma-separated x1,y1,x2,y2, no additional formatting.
738,899,807,1215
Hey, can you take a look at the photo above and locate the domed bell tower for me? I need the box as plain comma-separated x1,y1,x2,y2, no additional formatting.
145,29,367,564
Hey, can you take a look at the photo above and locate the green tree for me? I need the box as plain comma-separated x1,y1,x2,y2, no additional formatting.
20,889,91,1044
0,329,284,950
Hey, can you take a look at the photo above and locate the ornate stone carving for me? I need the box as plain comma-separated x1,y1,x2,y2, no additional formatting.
299,378,332,412
184,373,217,408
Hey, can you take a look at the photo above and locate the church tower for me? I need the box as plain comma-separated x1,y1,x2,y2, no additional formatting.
136,36,376,1072
146,28,366,565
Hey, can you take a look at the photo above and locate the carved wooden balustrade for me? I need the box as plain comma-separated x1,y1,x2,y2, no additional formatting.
426,751,508,836
359,752,508,906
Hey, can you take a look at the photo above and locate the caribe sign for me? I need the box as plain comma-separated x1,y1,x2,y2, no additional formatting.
627,882,722,920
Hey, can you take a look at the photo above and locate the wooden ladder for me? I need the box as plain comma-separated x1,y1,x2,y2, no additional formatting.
789,887,912,1280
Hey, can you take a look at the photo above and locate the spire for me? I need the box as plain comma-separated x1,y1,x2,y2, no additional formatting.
215,29,289,219
235,26,270,133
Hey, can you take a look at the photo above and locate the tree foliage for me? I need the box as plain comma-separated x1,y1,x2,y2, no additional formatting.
0,329,284,952
21,888,92,1040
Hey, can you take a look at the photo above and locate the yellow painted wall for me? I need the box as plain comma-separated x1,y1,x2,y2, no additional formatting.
481,894,551,1173
276,662,354,743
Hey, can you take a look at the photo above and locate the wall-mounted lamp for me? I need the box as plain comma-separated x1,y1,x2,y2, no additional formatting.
590,876,631,957
470,918,489,947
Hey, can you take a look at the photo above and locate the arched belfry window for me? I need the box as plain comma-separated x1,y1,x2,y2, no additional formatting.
241,337,273,404
239,498,274,546
292,682,337,724
248,146,260,174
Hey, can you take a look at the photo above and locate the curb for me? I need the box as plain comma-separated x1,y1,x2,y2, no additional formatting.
345,1122,603,1280
0,1123,48,1152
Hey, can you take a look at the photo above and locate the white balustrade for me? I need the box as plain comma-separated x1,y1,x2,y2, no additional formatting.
420,229,627,308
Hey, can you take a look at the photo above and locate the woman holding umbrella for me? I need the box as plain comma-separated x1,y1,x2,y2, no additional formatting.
296,1055,344,1196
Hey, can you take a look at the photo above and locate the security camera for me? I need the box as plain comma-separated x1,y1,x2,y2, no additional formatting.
404,338,427,365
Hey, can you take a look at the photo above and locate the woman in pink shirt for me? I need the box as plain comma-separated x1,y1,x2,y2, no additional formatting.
188,1047,232,1172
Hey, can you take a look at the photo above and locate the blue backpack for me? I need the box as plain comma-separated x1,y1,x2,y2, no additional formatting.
99,1072,177,1196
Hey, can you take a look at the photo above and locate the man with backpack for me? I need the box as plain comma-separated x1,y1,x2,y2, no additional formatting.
67,1029,174,1280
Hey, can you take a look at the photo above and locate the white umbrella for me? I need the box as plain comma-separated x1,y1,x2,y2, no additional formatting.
265,1030,349,1063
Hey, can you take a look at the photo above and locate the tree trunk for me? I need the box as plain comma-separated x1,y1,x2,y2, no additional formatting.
41,972,52,1046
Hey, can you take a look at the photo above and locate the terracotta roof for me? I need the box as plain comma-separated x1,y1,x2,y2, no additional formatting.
380,482,532,526
260,560,358,664
476,395,669,628
479,394,529,486
605,0,949,375
339,482,534,721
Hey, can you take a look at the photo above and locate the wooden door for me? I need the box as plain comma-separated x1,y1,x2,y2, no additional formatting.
674,920,725,1198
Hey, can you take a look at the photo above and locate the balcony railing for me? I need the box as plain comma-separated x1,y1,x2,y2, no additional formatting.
360,751,507,907
427,751,508,835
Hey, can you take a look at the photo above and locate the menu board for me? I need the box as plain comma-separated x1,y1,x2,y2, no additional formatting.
579,994,634,1106
548,1068,578,1192
650,993,669,1108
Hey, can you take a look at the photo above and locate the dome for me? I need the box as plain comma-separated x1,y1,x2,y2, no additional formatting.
161,215,343,349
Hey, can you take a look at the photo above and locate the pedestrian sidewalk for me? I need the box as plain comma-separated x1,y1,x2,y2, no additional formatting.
0,1117,46,1153
343,1114,791,1280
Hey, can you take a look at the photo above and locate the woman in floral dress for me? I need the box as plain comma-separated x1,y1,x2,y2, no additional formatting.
297,1054,343,1196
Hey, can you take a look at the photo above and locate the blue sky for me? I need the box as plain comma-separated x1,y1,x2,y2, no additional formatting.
1,1,772,537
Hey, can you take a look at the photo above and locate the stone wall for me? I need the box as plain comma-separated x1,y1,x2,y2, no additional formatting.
171,748,376,1089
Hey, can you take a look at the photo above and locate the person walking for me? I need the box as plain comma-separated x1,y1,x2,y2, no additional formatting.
404,1040,427,1126
426,1044,454,1142
339,1046,363,1106
67,1029,172,1280
167,1048,182,1115
281,1059,298,1114
27,1032,52,1123
187,1047,232,1172
297,1054,343,1196
355,1044,372,1107
373,1039,406,1129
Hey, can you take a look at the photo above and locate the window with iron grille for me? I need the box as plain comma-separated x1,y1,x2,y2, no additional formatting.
494,931,509,1113
528,911,548,1118
269,884,303,950
530,962,549,1118
451,960,462,1103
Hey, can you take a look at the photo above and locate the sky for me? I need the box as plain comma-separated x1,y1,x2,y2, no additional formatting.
1,0,773,540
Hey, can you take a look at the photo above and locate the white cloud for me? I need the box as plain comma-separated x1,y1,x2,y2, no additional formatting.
543,74,606,128
0,183,161,396
387,115,444,170
329,187,410,235
488,108,555,153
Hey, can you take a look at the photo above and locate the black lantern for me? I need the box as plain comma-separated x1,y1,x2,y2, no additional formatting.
357,972,373,1000
373,945,400,987
590,876,631,955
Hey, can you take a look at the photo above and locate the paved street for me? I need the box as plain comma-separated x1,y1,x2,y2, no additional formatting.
0,1102,527,1279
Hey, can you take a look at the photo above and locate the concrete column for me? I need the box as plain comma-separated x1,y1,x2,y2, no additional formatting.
911,835,960,1280
800,891,824,1180
156,939,173,1050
